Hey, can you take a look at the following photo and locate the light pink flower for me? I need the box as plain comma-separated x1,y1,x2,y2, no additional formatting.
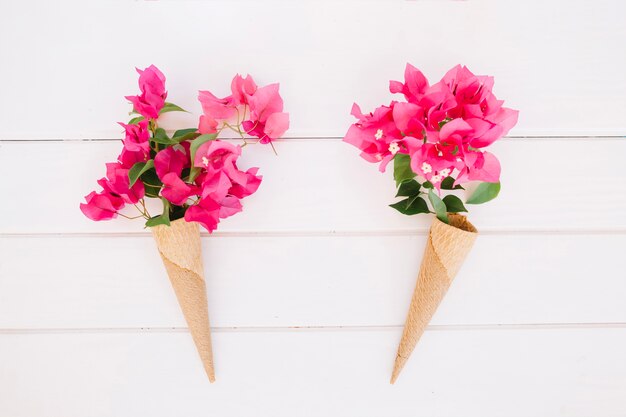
125,65,167,119
230,74,257,105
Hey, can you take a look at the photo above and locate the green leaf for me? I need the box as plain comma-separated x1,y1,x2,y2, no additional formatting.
159,102,188,114
440,176,464,190
428,189,449,223
393,153,415,186
390,195,430,215
128,116,145,125
145,214,170,227
172,128,200,143
173,128,199,138
145,199,171,228
422,181,434,189
151,128,174,145
395,180,421,197
172,131,200,144
442,195,467,213
128,160,155,187
466,182,501,205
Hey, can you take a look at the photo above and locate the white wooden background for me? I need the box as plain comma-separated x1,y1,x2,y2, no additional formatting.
1,1,625,416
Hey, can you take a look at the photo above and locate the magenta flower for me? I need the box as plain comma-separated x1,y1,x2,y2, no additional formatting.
125,65,167,120
120,120,150,154
184,198,221,232
346,63,518,189
161,172,198,206
154,144,190,179
79,191,125,221
82,68,285,233
104,162,145,204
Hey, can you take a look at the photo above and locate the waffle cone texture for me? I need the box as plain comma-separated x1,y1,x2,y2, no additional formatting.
391,214,478,384
152,219,215,382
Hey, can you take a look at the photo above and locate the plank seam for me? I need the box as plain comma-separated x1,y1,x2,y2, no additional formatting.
2,323,626,335
2,229,626,238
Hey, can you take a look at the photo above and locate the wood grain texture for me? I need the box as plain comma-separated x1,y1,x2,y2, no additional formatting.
0,1,625,139
1,328,625,417
1,233,625,329
1,0,625,414
1,138,625,234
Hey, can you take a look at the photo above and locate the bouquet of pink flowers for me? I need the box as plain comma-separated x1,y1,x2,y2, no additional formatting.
344,64,518,383
80,65,289,382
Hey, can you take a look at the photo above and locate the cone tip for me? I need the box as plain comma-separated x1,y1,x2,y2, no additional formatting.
390,354,406,384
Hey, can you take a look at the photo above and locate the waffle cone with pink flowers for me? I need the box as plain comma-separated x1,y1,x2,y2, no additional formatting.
152,219,215,382
391,214,477,384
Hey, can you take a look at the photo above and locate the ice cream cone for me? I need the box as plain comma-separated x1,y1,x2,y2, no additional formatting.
391,214,477,384
152,219,215,382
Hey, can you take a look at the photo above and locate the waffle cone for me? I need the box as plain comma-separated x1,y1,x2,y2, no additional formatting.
152,219,215,382
391,214,477,384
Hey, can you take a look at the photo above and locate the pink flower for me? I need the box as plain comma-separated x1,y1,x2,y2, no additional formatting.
343,103,405,172
389,63,429,102
154,144,190,179
228,167,262,198
80,191,125,221
160,172,198,206
198,90,237,120
117,146,149,169
193,140,244,182
218,196,243,219
120,120,150,153
184,198,221,232
125,65,167,120
230,74,257,105
456,151,501,184
248,83,283,123
104,162,145,204
198,75,289,144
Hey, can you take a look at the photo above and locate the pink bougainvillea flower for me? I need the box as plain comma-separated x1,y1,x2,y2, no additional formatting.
228,167,262,199
344,103,407,172
79,191,125,221
120,120,150,153
198,90,237,120
125,65,167,120
104,162,145,204
199,170,232,202
117,146,149,169
154,144,190,179
198,114,219,134
160,172,198,206
263,112,290,141
184,198,221,232
198,75,289,144
193,140,248,185
248,83,284,123
389,63,429,103
218,196,243,219
230,74,257,105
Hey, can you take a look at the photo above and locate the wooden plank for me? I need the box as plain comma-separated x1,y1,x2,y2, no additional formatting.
0,1,624,139
1,233,624,328
0,139,625,233
1,327,625,416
